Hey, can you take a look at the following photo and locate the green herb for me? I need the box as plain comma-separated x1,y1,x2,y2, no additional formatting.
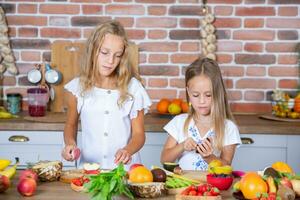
84,163,134,200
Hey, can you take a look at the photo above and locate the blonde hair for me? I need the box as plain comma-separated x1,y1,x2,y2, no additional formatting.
183,57,234,151
79,20,141,107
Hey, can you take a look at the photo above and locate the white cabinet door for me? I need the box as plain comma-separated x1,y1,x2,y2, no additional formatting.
139,132,168,169
0,131,75,169
232,134,287,171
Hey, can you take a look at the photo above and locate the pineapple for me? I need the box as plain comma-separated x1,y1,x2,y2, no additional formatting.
32,161,62,182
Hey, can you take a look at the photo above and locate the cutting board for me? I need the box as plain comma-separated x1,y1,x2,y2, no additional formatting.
50,41,139,113
50,41,85,112
181,170,207,183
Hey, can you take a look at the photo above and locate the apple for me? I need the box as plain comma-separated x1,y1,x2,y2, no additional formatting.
19,169,38,182
0,175,10,193
129,163,143,172
17,178,37,196
280,177,293,189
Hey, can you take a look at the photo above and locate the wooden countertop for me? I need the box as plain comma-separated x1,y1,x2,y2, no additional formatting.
0,112,300,135
1,171,234,200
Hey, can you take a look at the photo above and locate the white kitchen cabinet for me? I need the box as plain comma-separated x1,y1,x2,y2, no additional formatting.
0,131,75,169
232,134,300,173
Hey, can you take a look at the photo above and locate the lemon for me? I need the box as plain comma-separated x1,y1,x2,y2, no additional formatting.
168,103,181,115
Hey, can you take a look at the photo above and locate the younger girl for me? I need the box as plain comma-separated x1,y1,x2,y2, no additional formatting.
161,57,241,170
61,20,151,169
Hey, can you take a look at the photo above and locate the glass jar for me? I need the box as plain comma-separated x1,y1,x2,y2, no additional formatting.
27,88,49,117
7,93,21,114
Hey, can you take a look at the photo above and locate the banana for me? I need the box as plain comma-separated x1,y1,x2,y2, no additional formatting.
0,159,11,170
0,106,6,112
0,111,18,119
0,158,19,179
211,165,233,175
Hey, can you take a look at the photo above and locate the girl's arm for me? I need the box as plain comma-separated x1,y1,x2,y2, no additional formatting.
62,91,79,161
160,136,197,163
114,110,146,164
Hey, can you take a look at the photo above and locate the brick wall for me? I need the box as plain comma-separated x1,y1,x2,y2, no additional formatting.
0,0,299,113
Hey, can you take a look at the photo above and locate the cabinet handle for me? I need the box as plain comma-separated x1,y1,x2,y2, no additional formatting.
241,137,254,145
9,135,29,142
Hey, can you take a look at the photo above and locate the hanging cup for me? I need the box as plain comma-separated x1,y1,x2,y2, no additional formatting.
27,68,42,84
45,63,62,84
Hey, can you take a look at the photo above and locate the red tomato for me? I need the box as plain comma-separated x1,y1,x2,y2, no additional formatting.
189,190,197,196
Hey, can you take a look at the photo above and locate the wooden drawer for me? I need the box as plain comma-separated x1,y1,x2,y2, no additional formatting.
0,131,75,169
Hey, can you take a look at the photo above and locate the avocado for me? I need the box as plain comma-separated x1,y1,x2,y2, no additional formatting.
163,162,179,172
151,168,166,182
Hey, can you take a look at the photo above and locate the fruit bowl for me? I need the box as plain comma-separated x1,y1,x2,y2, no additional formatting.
206,174,233,190
127,182,166,198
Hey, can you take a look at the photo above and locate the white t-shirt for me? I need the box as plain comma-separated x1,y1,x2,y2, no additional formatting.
64,77,152,169
163,113,241,171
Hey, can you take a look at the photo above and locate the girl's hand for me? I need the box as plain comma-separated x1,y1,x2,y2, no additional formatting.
183,137,197,151
114,148,132,164
196,137,213,158
62,145,76,161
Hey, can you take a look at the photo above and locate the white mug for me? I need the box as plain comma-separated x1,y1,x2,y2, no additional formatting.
27,69,42,84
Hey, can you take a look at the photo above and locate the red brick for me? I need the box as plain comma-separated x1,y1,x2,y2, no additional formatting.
236,7,275,16
170,30,200,40
136,0,174,3
140,65,179,76
217,54,233,64
148,30,167,39
40,4,80,14
12,39,51,50
2,76,16,86
180,18,200,28
106,5,145,15
246,67,266,76
7,16,47,26
8,27,16,37
216,30,231,40
148,78,168,87
221,66,244,77
139,42,178,52
217,41,242,52
214,18,241,28
244,19,264,28
71,0,109,2
71,16,111,26
244,43,263,52
208,0,241,3
115,17,134,27
266,43,297,52
227,91,242,101
230,103,271,113
171,54,199,64
224,79,233,89
5,88,27,98
148,54,168,63
126,29,145,40
18,4,37,13
269,67,298,77
170,78,185,88
235,54,276,65
236,78,276,89
245,0,266,4
83,28,94,38
180,42,199,52
0,3,16,13
41,28,81,38
18,28,38,37
137,18,177,28
21,51,40,62
278,7,298,16
278,55,298,64
148,6,167,15
214,6,233,16
147,89,177,100
114,0,132,2
82,5,102,14
233,30,274,40
169,6,204,16
267,18,300,28
279,79,299,89
16,63,36,74
49,16,70,26
278,31,298,40
178,0,198,2
139,54,147,64
269,0,300,3
244,91,265,101
178,91,188,100
18,76,33,86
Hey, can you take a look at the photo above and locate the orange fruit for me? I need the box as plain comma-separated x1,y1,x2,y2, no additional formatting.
171,99,182,106
129,166,153,183
156,99,170,114
168,103,182,115
271,161,293,173
240,172,268,199
181,101,189,113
